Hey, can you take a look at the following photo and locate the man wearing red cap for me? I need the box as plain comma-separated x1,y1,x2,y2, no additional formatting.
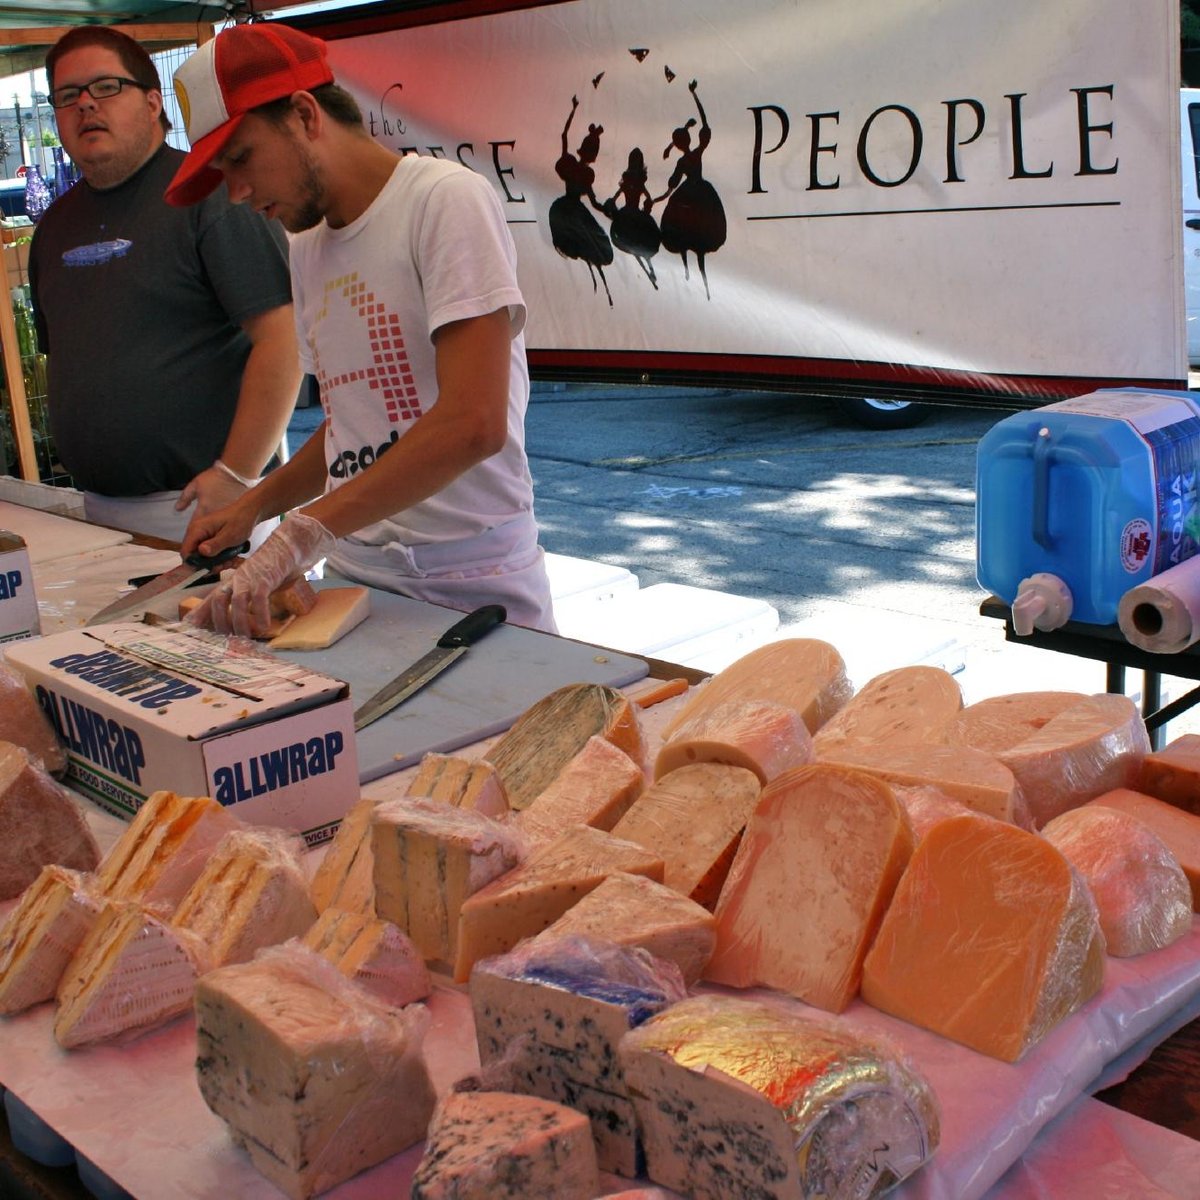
30,26,299,543
173,22,556,634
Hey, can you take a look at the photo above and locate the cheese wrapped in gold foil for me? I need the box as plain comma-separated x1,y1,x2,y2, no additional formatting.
619,994,939,1200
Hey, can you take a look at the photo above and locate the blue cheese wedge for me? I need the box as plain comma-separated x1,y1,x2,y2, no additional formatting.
195,942,435,1200
620,994,940,1200
411,1090,600,1200
470,933,686,1176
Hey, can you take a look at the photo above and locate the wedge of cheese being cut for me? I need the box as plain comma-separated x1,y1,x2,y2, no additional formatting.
470,934,686,1177
661,638,852,740
653,698,813,785
453,824,664,982
0,742,101,900
302,906,431,1007
1086,788,1200,908
196,943,436,1200
411,1090,600,1200
371,796,526,969
171,828,316,968
939,691,1087,754
991,693,1150,829
179,576,318,638
54,899,210,1049
0,866,104,1015
534,871,717,985
309,797,378,916
1041,806,1192,956
811,665,963,754
706,763,913,1012
0,663,65,774
861,811,1105,1061
407,753,509,819
815,741,1027,825
97,790,241,913
609,763,761,908
618,994,940,1200
484,682,645,810
1138,733,1200,815
268,586,370,651
518,734,644,845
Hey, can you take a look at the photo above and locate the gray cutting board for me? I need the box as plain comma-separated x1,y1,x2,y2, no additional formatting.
0,501,131,563
272,586,649,783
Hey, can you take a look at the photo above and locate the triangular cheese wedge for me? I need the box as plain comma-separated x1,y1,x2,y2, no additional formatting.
303,907,430,1007
171,828,317,967
268,587,369,650
0,865,103,1015
309,797,378,915
454,824,664,982
407,752,509,819
55,899,209,1049
97,790,241,912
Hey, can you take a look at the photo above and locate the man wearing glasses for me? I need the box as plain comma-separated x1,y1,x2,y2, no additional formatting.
28,26,299,543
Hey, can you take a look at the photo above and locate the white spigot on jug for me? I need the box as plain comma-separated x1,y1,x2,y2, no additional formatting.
1011,572,1074,636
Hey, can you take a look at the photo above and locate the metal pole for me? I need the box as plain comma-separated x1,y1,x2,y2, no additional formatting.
12,94,23,166
28,73,44,174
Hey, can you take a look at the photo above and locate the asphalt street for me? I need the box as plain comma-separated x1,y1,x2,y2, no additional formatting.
288,383,1200,726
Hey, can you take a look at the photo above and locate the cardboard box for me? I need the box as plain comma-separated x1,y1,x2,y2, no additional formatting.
0,531,39,644
4,622,358,848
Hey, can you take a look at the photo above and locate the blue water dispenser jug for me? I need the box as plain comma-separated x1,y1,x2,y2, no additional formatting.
976,388,1200,630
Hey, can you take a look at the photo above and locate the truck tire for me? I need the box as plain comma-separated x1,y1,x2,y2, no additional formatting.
843,396,933,429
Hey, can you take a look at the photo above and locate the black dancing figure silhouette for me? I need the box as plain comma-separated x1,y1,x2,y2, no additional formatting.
603,147,661,289
548,95,615,306
653,80,727,299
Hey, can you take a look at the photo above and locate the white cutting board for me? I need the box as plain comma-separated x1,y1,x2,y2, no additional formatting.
272,586,650,783
0,501,131,563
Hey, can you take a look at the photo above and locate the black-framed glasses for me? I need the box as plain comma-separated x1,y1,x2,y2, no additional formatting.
49,76,151,109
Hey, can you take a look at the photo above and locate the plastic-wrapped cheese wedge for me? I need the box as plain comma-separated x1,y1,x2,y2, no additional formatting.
861,812,1105,1062
407,752,509,819
453,824,664,982
987,694,1150,829
661,638,852,740
302,906,431,1007
0,741,100,900
55,899,210,1049
484,682,645,811
371,796,527,969
618,994,940,1200
811,664,963,754
0,865,103,1015
0,663,66,774
411,1090,600,1200
653,697,813,785
171,828,317,968
533,871,717,985
309,797,378,916
892,784,972,842
1086,788,1200,908
470,934,687,1177
518,734,644,846
97,790,241,913
1138,733,1200,815
813,741,1028,825
938,690,1085,754
1041,806,1192,956
609,762,761,908
707,763,914,1012
196,942,435,1200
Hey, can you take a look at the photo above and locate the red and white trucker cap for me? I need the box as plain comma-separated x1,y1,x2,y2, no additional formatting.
165,23,334,207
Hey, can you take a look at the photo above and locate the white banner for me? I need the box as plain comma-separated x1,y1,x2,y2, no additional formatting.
312,0,1184,399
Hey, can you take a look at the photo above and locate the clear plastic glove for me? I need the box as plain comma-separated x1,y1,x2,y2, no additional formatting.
185,513,335,638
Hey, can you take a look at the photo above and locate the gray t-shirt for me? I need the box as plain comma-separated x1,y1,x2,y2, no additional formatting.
29,144,291,495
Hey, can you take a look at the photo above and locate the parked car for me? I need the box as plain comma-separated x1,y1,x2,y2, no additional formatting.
1182,89,1200,364
0,177,26,218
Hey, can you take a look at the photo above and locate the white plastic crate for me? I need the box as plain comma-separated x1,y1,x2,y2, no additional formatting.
545,552,639,604
554,582,778,666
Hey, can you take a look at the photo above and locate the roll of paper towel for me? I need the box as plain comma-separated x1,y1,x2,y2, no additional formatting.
1118,555,1200,653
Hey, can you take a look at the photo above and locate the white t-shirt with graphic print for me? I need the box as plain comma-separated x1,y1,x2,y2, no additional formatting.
289,154,535,550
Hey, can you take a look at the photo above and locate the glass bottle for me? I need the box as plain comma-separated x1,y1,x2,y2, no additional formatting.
52,146,72,199
23,165,50,223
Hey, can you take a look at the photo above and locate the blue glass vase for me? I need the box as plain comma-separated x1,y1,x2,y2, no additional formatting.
52,146,73,199
23,165,50,223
